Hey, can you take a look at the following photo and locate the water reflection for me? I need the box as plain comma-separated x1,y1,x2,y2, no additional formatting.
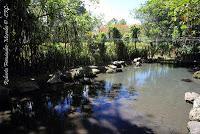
104,81,113,93
2,80,138,134
53,93,72,118
127,64,170,88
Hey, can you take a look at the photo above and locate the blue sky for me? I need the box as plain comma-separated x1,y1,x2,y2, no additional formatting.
83,0,147,24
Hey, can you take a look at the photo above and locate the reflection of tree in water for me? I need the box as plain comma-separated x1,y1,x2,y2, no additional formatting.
2,80,138,134
128,64,171,88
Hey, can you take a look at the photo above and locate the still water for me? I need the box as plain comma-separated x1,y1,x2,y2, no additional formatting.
1,64,200,134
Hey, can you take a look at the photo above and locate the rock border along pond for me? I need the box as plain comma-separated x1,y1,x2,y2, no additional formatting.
185,92,200,134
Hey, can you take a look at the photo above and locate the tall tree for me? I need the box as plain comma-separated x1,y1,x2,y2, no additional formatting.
108,27,125,60
130,25,140,49
134,0,200,59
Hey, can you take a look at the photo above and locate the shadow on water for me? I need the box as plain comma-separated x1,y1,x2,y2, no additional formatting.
0,80,154,134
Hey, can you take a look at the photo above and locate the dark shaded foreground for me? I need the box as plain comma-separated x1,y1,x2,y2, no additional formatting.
0,80,154,134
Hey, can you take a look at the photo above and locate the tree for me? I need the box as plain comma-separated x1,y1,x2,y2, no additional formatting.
108,27,122,40
130,25,140,49
108,27,125,60
134,0,200,60
1,0,102,76
118,19,127,25
96,32,107,62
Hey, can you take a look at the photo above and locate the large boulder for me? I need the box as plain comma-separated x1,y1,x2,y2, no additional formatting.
82,67,96,77
106,64,123,73
112,61,125,68
108,65,117,69
135,61,142,67
193,71,200,79
193,96,200,108
133,57,141,63
70,67,96,78
92,68,100,75
185,92,199,103
189,108,200,121
48,67,97,84
70,67,84,79
47,71,63,84
98,66,107,73
106,68,115,73
187,121,200,134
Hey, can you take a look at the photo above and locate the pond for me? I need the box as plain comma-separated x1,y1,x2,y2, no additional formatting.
1,64,200,134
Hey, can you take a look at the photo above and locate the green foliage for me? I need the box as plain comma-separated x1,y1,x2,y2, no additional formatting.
105,42,117,60
130,25,140,39
5,0,103,75
127,42,148,58
108,27,126,60
130,25,140,49
107,18,128,26
108,27,122,40
123,33,131,45
118,19,127,25
134,0,200,60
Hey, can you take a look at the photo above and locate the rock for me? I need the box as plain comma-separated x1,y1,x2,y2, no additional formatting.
189,108,200,121
106,69,115,73
30,78,35,81
70,68,81,79
194,96,200,108
49,74,53,77
98,66,107,73
105,66,111,70
113,63,122,68
82,67,96,77
116,68,123,72
119,61,125,64
108,65,117,69
20,97,31,103
193,71,200,79
70,67,84,78
71,67,96,78
48,67,97,83
192,67,200,72
181,79,193,82
92,69,100,75
185,92,199,103
47,71,62,84
135,62,142,67
112,61,125,68
133,57,141,63
60,72,73,82
89,65,98,69
133,58,138,63
157,56,164,61
187,121,200,134
17,81,40,93
105,63,123,73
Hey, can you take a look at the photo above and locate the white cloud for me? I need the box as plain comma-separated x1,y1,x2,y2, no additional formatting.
82,0,141,25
